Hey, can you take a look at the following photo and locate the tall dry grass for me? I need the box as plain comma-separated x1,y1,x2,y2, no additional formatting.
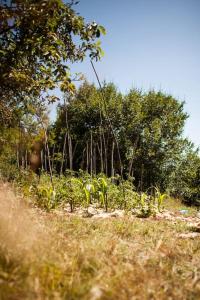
0,183,200,299
0,183,52,299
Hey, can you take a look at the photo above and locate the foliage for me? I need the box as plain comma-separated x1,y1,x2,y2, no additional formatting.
36,184,56,211
168,140,200,205
53,81,193,197
0,127,21,181
96,177,108,211
14,171,168,217
0,0,105,124
0,80,199,205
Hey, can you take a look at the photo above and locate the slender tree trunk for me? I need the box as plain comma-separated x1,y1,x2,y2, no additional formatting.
128,137,139,177
140,163,144,192
90,131,93,176
80,147,86,170
21,154,25,169
63,98,73,171
44,142,47,171
68,133,73,170
41,150,44,171
45,130,54,188
16,148,20,169
72,141,78,161
51,144,55,171
25,150,28,169
102,132,107,175
104,146,107,176
99,128,104,173
93,143,96,176
111,140,115,178
97,142,102,174
60,131,67,175
86,141,89,173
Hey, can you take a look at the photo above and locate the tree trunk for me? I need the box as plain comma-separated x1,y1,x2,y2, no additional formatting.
99,128,104,173
80,147,86,170
86,141,89,173
60,131,67,175
90,131,93,176
44,142,47,171
93,143,96,176
41,150,44,171
128,137,139,177
16,149,20,169
111,140,115,178
51,144,55,171
45,130,54,188
68,133,73,170
25,150,28,169
102,132,107,175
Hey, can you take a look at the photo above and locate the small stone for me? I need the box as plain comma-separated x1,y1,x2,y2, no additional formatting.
178,232,200,239
90,285,103,300
81,210,94,218
88,206,98,215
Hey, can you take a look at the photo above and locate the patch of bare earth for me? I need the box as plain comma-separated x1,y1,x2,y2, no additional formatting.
1,183,200,299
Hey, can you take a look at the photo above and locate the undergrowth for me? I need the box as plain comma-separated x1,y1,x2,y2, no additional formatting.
15,170,168,217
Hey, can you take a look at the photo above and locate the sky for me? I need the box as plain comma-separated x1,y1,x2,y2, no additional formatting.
54,0,200,147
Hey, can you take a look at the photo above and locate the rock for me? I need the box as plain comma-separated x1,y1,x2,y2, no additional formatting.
110,210,125,218
179,209,188,214
88,206,98,215
90,285,103,300
178,232,200,239
81,210,94,218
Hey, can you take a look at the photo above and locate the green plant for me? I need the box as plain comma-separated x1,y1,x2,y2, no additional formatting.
56,177,83,212
97,177,108,211
36,185,56,211
118,180,137,210
83,183,95,209
154,187,168,212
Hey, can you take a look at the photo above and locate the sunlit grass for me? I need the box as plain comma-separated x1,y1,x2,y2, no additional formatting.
1,185,200,300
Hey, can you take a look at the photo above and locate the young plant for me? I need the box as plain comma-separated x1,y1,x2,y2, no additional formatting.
65,178,87,212
118,179,136,210
83,183,95,209
36,185,56,211
70,178,95,211
154,187,168,212
97,177,108,212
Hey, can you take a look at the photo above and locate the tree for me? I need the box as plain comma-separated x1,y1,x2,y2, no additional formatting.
123,90,188,190
53,81,123,176
168,139,200,205
0,0,105,124
53,82,190,194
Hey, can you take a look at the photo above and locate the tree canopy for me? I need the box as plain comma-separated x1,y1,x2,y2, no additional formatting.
52,81,197,194
0,0,105,124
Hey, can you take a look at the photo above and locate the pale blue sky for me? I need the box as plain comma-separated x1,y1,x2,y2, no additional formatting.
53,0,200,147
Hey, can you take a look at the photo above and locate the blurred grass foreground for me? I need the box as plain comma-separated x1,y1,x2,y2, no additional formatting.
0,183,200,300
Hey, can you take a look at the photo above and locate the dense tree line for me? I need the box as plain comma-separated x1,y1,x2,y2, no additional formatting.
1,79,199,203
45,81,200,202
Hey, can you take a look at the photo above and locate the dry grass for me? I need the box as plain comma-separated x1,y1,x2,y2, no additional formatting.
0,184,200,300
